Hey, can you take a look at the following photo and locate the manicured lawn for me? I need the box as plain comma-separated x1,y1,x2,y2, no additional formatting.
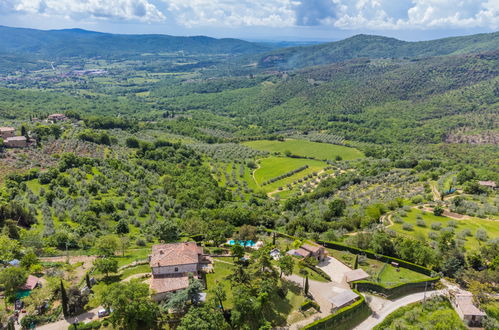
253,156,327,192
205,258,235,309
113,248,151,267
377,264,429,286
120,264,151,279
373,296,466,329
291,259,329,283
243,139,364,161
326,248,430,286
391,209,499,251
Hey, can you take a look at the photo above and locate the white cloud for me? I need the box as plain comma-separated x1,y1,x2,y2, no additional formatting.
1,0,498,31
4,0,165,22
164,0,295,27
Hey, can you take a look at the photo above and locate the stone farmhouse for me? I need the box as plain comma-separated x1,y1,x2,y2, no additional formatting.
47,113,68,122
148,242,211,301
287,243,327,261
3,136,27,148
0,127,15,139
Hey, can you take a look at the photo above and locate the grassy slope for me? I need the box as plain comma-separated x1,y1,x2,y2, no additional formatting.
253,156,326,191
243,139,364,161
373,298,466,329
391,209,499,251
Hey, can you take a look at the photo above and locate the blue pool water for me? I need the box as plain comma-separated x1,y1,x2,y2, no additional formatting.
229,240,255,247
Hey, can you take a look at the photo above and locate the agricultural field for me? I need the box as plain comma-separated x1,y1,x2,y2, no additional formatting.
243,139,364,161
390,208,499,251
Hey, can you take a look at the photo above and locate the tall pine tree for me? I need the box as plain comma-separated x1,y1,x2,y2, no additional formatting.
61,280,69,317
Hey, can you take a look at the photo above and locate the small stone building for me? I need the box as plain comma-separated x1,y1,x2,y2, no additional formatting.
4,136,27,148
0,127,15,139
450,291,486,327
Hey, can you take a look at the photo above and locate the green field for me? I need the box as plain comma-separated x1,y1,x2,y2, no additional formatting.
243,139,364,161
390,209,499,250
253,157,327,192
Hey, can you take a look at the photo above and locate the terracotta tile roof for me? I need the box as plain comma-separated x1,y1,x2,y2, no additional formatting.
344,269,370,282
5,136,27,142
295,248,312,258
0,127,15,132
455,294,486,316
150,242,203,267
21,275,40,290
478,180,496,188
150,274,189,294
301,243,323,253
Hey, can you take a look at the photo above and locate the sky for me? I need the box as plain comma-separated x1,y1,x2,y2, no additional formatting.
0,0,498,41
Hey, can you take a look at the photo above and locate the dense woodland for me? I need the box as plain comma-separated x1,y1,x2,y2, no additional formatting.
0,27,497,329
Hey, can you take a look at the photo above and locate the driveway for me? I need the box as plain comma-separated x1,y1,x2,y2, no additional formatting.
317,256,352,287
285,257,354,330
35,307,102,330
353,290,444,330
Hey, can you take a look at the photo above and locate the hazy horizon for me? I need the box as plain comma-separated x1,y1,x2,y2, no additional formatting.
1,0,498,42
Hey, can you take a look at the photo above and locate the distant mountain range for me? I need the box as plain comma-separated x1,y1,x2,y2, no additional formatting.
256,32,499,69
0,25,273,57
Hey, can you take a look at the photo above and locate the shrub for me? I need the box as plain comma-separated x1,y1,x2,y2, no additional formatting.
447,220,458,228
428,231,438,240
416,219,426,227
431,222,442,230
475,229,488,241
433,206,444,216
393,216,404,224
402,223,414,231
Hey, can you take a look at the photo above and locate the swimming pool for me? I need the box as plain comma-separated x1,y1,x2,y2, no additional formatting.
229,240,255,247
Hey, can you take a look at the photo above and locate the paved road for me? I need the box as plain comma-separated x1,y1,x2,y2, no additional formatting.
36,307,101,330
353,290,444,330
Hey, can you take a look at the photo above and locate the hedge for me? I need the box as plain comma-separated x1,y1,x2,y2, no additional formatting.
267,229,433,277
351,277,440,299
304,290,370,330
304,263,331,282
300,300,321,311
317,240,433,276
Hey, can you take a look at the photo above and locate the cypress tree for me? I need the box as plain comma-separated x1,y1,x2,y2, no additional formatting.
61,280,69,317
85,273,92,289
272,232,276,245
353,255,359,269
304,276,309,296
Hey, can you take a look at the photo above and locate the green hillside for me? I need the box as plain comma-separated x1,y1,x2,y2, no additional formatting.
0,25,272,58
256,32,499,69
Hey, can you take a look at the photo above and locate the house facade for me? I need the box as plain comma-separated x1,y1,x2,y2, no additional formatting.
0,127,15,139
149,242,211,301
4,136,27,148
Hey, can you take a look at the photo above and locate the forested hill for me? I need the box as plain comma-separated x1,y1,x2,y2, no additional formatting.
257,32,499,69
0,25,272,57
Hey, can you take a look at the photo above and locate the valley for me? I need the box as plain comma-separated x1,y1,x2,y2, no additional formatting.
0,26,497,330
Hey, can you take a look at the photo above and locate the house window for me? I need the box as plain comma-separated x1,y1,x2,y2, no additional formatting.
175,267,178,272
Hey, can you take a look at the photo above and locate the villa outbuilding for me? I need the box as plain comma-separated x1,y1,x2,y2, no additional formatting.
329,289,359,310
344,269,370,283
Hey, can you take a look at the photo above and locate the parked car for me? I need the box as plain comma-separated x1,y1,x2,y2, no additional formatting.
98,308,112,318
